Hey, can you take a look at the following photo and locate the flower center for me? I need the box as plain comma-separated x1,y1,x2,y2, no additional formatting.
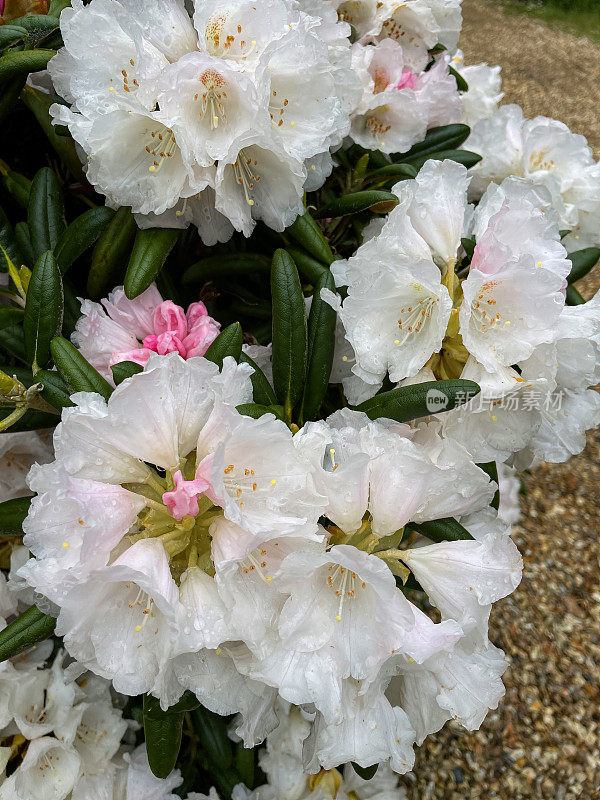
233,149,260,206
197,69,228,130
145,128,178,173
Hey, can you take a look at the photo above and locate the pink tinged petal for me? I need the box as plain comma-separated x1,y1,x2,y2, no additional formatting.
194,453,220,506
153,300,188,339
186,301,209,329
142,334,159,351
162,470,211,521
153,331,188,357
109,348,153,368
397,70,417,90
183,317,221,357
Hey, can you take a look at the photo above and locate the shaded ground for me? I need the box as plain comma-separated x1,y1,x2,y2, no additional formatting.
407,3,600,798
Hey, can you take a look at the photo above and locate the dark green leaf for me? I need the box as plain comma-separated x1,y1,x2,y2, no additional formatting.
111,361,143,386
54,206,115,274
182,253,270,286
287,211,334,265
0,496,31,537
0,49,55,83
461,236,476,259
0,74,27,122
1,169,31,208
9,15,59,44
36,368,73,409
355,379,480,423
298,271,336,423
235,742,255,789
315,191,398,219
0,307,24,330
0,605,56,663
566,285,585,306
477,461,499,510
0,407,57,431
566,247,600,284
449,65,468,92
0,323,26,361
61,278,82,339
236,403,284,420
24,250,63,371
28,167,65,261
366,163,418,180
0,25,28,49
204,322,243,368
287,247,329,284
271,249,307,420
50,336,112,400
396,124,471,162
0,207,24,269
14,222,34,266
87,207,137,299
192,705,234,772
143,695,185,779
409,517,474,542
351,763,378,780
239,352,278,405
406,149,482,171
124,228,179,299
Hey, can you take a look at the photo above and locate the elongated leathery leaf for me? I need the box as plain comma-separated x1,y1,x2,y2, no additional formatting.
239,351,277,405
23,250,63,372
315,191,398,219
204,322,243,368
410,517,474,542
355,380,480,423
0,496,31,537
271,249,307,421
566,247,600,285
28,167,65,261
124,228,179,299
143,693,199,778
298,270,337,424
54,206,115,274
395,124,471,162
50,336,112,400
287,210,334,265
88,207,137,298
0,605,56,663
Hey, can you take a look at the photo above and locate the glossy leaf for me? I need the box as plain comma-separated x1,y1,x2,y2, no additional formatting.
36,368,73,409
50,336,112,400
0,48,55,83
271,248,307,419
298,270,336,423
236,402,284,420
0,605,56,664
54,206,115,274
287,210,334,265
239,351,278,405
410,517,474,542
182,252,270,286
111,360,143,386
315,191,398,219
204,321,243,368
28,167,65,261
124,228,179,299
406,149,482,171
0,496,30,537
23,250,63,371
396,123,471,162
566,247,600,284
355,379,480,423
287,247,329,284
87,206,136,298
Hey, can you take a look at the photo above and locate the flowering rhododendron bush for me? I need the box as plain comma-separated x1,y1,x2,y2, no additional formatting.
0,0,599,796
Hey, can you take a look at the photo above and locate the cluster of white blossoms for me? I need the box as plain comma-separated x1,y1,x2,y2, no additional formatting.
15,352,522,775
48,0,360,241
466,104,600,251
44,0,503,240
328,159,600,467
0,574,188,800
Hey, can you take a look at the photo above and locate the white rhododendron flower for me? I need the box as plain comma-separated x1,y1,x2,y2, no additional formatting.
0,430,53,503
47,0,360,241
466,104,600,250
451,49,503,127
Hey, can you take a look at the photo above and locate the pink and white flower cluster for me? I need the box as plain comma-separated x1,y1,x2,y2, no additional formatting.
17,353,522,775
73,283,220,382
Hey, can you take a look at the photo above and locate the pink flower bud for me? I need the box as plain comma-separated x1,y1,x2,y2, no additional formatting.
183,317,221,358
162,470,211,521
153,300,187,339
153,331,188,357
142,334,159,351
186,301,209,329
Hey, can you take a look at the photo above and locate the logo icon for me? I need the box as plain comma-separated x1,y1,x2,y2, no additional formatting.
425,389,449,413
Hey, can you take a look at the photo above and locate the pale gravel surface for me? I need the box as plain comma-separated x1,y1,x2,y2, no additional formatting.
404,3,600,798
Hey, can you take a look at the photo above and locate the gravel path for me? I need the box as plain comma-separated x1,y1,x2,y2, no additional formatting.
407,3,600,798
